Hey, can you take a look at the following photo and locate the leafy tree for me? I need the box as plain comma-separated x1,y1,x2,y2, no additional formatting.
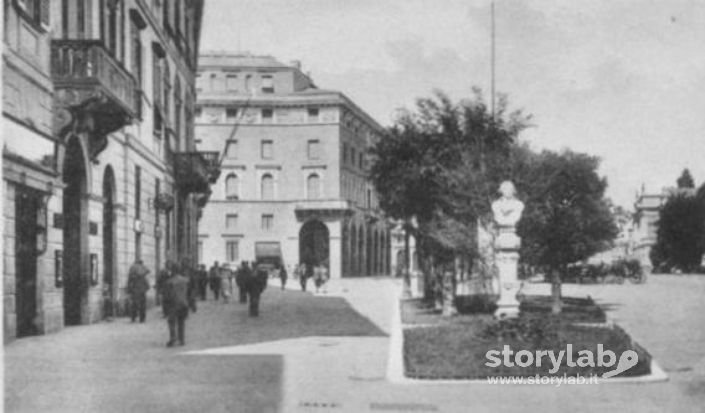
651,193,705,272
677,168,695,189
516,150,618,313
369,90,530,313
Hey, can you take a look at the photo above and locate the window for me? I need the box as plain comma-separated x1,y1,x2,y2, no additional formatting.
195,107,202,118
195,74,204,92
135,165,142,219
225,174,239,199
130,12,144,117
261,174,274,200
153,108,163,137
226,107,238,121
261,140,273,159
307,139,320,160
359,153,364,169
307,174,321,199
226,74,238,92
225,140,238,158
261,75,274,93
226,240,239,262
16,0,50,28
261,108,273,124
261,214,274,231
343,144,348,164
225,214,238,229
350,148,356,166
210,73,223,91
308,107,319,122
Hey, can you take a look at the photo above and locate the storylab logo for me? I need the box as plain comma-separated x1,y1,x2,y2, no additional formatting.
485,344,638,379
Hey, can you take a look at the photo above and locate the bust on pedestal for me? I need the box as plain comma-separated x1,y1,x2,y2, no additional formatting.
491,181,524,319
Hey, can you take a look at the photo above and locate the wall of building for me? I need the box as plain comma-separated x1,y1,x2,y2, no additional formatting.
3,0,206,342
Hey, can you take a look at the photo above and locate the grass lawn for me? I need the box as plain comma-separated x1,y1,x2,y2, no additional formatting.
402,295,651,379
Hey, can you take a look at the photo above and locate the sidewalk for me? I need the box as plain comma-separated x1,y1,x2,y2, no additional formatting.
5,275,705,412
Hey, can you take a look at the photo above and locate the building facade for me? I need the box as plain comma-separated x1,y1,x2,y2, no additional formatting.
3,0,217,342
195,52,390,278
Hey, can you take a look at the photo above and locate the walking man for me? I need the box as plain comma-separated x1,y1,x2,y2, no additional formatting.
209,261,222,300
127,259,150,323
196,264,208,300
236,261,250,303
247,263,269,316
279,264,288,290
163,261,197,347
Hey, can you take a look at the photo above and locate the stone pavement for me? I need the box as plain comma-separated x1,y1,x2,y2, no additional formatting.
4,275,705,412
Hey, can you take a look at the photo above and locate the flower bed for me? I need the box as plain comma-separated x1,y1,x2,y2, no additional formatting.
402,297,650,379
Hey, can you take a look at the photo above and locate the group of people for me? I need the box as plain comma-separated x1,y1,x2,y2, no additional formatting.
293,263,330,294
126,258,271,348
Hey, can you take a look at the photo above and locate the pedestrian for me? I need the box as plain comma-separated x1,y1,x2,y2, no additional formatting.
320,265,329,294
236,261,250,303
162,261,197,347
155,264,171,317
209,261,221,300
220,263,232,303
127,259,150,323
247,263,269,316
279,264,288,290
299,263,311,292
196,264,208,301
313,265,324,294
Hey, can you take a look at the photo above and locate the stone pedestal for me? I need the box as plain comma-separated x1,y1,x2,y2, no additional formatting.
494,250,521,318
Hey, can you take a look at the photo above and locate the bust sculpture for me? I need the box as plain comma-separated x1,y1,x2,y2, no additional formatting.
492,181,524,228
492,181,524,250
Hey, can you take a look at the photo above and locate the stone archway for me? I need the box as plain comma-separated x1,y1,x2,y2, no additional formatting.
63,137,88,326
299,220,330,268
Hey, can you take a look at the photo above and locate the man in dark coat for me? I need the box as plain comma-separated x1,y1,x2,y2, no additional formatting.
236,261,250,304
162,261,197,347
196,264,208,301
127,259,150,323
209,261,222,300
247,263,269,317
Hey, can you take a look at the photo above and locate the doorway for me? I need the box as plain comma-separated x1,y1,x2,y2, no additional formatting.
102,167,116,318
63,137,87,326
15,186,42,337
299,220,329,268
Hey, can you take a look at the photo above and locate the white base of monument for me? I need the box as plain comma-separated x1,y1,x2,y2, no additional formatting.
494,250,521,319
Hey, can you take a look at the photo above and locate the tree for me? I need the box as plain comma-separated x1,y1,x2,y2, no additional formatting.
369,90,530,313
651,193,705,272
516,149,618,313
677,168,695,189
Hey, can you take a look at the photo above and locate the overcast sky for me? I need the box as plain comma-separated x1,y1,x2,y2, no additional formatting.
200,0,705,208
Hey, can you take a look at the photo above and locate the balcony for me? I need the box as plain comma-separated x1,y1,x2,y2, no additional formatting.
199,151,222,183
51,40,137,158
173,151,221,195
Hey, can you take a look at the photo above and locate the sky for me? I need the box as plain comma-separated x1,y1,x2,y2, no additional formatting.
200,0,705,208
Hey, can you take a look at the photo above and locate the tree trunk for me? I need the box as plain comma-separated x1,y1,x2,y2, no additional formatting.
441,256,460,316
402,223,412,298
551,267,563,314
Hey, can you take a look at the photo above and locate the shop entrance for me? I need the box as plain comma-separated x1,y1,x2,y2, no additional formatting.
15,186,42,337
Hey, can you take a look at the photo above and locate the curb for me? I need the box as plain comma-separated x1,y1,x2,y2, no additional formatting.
386,290,669,385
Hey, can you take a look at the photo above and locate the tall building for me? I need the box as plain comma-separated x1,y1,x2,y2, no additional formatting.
195,52,390,279
3,0,217,342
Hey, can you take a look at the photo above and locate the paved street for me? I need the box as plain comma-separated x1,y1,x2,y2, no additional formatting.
5,275,705,412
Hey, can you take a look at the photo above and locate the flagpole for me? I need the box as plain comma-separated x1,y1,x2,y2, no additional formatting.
491,0,496,121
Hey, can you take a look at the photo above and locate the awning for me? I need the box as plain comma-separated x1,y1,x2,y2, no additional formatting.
255,242,282,259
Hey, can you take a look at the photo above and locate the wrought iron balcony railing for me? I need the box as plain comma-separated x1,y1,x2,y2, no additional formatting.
173,151,221,194
51,40,137,118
